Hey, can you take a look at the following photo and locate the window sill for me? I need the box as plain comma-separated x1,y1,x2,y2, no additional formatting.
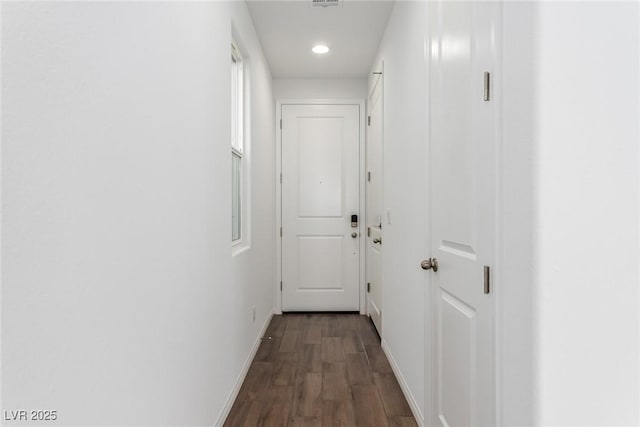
232,242,250,257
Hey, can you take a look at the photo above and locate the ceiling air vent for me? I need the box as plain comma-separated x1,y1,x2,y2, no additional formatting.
311,0,342,8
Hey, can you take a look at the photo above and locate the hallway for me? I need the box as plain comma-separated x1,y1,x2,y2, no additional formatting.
2,1,640,426
224,314,416,427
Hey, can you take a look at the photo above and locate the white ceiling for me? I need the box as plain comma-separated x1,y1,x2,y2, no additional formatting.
246,0,395,78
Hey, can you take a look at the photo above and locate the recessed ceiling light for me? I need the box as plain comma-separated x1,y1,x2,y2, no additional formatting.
312,45,330,55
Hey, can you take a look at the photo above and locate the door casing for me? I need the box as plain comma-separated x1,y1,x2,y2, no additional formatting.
275,99,367,314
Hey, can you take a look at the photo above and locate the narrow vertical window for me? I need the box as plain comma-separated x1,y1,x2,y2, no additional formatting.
231,43,243,242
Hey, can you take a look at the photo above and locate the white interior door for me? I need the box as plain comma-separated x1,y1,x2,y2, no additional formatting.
428,1,498,426
367,74,384,335
281,104,360,311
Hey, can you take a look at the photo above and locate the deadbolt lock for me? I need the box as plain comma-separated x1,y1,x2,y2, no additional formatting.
421,258,439,272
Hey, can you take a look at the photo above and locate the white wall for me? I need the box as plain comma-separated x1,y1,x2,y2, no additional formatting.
501,1,640,425
369,2,429,423
273,78,367,100
1,2,275,425
227,1,277,423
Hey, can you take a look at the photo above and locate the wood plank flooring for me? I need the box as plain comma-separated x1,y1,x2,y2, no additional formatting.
224,313,417,427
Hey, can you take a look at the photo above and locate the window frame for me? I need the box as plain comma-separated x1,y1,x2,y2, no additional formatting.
231,42,245,246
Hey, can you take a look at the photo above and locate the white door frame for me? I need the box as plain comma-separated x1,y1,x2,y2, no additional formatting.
365,67,384,333
275,99,367,314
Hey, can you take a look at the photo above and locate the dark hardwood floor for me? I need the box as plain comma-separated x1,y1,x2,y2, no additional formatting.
224,313,418,427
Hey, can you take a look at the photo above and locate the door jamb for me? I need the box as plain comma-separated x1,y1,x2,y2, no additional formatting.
275,99,367,315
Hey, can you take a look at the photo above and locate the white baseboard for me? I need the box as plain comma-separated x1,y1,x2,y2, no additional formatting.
381,338,425,427
214,309,275,427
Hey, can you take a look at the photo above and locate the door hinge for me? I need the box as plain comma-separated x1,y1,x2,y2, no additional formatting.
280,227,283,237
280,172,283,183
367,227,371,237
280,281,283,291
367,116,371,126
483,71,491,102
280,119,283,129
367,282,371,293
367,171,371,182
483,265,491,294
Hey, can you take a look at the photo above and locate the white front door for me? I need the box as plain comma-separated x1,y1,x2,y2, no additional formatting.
367,73,384,335
281,104,360,311
428,1,498,426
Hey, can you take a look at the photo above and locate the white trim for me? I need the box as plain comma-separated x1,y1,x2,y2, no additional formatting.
275,102,283,314
382,338,425,427
277,98,366,106
357,101,366,315
494,2,504,424
275,99,366,314
423,3,434,421
214,309,275,427
230,42,243,153
231,39,249,250
0,1,4,413
231,149,243,247
638,3,640,420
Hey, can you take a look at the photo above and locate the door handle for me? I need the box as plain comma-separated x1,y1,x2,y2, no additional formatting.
351,232,358,238
373,237,382,244
421,258,439,272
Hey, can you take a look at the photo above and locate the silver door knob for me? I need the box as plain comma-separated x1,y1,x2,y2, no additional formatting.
351,232,358,238
373,237,382,244
421,258,439,272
